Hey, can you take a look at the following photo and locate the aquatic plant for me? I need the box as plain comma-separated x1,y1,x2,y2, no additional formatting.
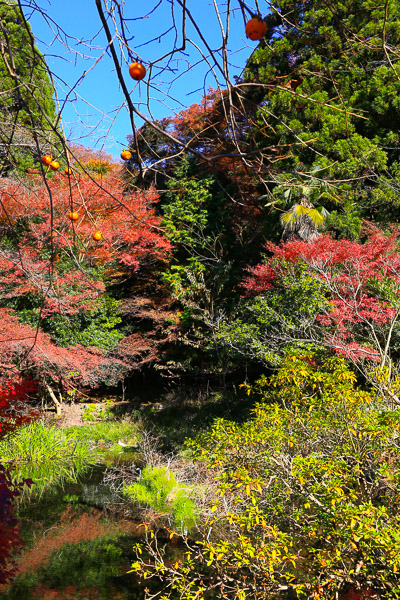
0,421,94,496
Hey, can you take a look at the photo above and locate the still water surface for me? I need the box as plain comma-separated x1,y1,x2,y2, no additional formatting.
3,461,167,600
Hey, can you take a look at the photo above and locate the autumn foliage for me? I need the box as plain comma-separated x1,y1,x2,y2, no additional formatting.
0,379,36,584
243,232,400,363
0,379,37,437
0,170,172,393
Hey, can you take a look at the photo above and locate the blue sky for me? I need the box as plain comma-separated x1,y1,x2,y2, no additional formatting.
25,1,259,158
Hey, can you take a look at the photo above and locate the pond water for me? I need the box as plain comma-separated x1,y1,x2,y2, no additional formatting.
2,458,177,600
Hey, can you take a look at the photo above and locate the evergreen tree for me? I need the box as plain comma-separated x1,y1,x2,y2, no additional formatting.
244,0,400,238
0,0,58,176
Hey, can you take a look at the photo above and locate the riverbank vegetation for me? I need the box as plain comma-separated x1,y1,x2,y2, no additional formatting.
2,0,400,598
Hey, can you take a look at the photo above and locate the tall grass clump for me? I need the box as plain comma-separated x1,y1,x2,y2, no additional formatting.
66,420,140,446
0,420,94,497
123,465,198,532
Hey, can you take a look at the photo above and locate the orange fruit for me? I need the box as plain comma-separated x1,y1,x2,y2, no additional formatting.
68,211,79,221
49,160,60,171
121,150,132,160
245,17,267,41
129,62,146,81
41,155,52,165
92,231,102,241
65,167,72,175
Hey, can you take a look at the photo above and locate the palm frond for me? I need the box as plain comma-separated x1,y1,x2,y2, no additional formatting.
280,204,310,229
307,208,325,228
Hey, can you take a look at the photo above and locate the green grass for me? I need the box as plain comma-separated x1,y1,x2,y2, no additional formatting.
65,419,142,466
0,420,95,497
65,419,140,446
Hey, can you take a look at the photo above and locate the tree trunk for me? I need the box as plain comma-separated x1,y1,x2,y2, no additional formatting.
44,382,62,416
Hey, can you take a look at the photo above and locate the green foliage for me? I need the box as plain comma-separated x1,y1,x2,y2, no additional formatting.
132,353,400,598
163,166,213,248
215,265,329,366
245,0,400,237
123,465,197,532
0,1,58,176
162,158,233,304
81,401,114,422
15,296,123,351
161,157,240,367
0,420,94,497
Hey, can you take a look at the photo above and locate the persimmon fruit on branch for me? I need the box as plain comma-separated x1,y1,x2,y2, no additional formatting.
245,17,267,40
120,150,131,161
0,169,172,398
129,62,146,81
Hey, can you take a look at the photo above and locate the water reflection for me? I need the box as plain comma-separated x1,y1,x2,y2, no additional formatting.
3,461,148,600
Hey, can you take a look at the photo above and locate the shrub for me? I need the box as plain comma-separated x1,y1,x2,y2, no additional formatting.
131,353,400,599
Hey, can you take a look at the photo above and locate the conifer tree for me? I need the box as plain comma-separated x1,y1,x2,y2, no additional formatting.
244,0,400,238
0,0,57,175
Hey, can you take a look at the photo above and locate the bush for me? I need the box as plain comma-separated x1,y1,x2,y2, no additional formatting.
131,353,400,599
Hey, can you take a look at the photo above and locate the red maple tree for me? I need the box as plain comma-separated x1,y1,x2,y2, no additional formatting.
0,171,172,403
242,231,400,398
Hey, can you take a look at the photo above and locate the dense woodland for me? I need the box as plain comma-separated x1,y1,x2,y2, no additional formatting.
2,0,400,598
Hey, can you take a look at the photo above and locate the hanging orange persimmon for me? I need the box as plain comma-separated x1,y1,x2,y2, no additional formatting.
68,211,79,221
92,231,102,241
121,150,132,160
49,160,60,171
41,155,52,166
129,62,146,81
245,17,267,41
65,167,72,175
